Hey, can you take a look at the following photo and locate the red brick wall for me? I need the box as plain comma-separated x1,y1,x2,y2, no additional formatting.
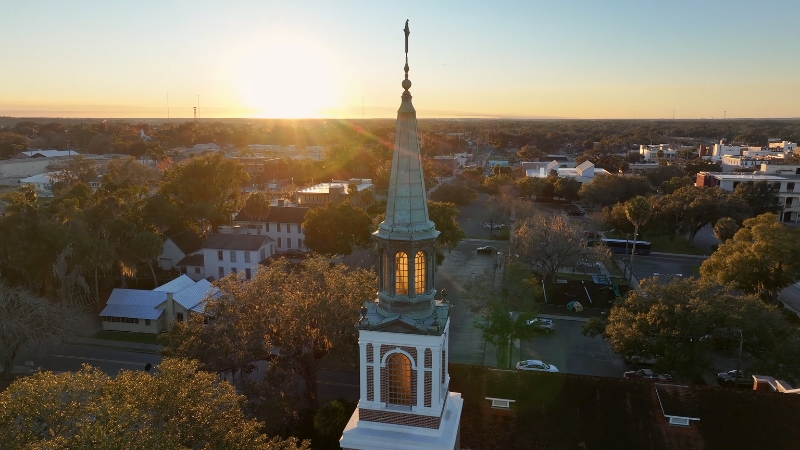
367,343,373,363
425,371,432,407
359,408,441,429
425,348,432,368
367,366,374,402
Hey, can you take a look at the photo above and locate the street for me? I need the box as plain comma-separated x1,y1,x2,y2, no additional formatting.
15,342,161,376
629,253,705,282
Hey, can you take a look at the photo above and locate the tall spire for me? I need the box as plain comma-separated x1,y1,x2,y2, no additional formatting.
376,19,438,242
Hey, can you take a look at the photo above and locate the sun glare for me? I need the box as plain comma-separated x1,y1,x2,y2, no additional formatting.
238,38,339,118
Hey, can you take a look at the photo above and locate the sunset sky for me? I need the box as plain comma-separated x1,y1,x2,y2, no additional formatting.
1,1,799,119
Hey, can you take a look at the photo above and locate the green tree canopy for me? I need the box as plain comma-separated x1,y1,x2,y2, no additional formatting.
584,278,800,382
162,257,375,411
158,152,248,231
684,159,721,178
732,180,782,217
427,200,465,253
712,217,738,243
578,174,651,207
302,201,372,256
429,183,478,205
700,214,800,303
650,185,750,245
0,358,310,450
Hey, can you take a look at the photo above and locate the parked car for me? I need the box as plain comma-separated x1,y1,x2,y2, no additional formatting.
516,359,559,372
716,369,752,388
623,355,658,366
525,317,555,333
623,369,673,382
476,246,498,254
283,249,307,259
566,209,586,216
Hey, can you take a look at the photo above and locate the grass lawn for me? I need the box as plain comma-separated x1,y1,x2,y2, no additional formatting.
605,231,704,255
94,331,161,345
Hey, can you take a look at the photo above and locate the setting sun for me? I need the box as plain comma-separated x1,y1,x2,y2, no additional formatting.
237,37,339,118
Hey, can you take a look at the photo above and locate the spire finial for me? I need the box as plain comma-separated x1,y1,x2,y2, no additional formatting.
402,20,411,91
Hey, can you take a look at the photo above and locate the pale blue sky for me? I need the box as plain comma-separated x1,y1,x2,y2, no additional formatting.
1,1,798,118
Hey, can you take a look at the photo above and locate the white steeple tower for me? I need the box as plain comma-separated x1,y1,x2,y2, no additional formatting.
340,20,463,450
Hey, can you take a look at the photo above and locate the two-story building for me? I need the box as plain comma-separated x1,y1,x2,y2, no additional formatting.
159,230,203,270
202,233,274,281
696,163,800,223
232,204,310,253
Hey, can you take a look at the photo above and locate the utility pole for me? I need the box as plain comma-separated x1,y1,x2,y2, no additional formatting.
736,329,743,373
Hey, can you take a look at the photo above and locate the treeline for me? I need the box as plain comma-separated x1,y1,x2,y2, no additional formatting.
3,118,800,161
0,153,249,304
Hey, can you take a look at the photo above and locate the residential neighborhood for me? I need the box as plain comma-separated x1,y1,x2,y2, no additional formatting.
3,3,800,450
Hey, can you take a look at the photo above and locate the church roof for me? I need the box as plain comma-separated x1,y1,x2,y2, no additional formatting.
375,60,438,242
450,365,800,450
357,299,451,335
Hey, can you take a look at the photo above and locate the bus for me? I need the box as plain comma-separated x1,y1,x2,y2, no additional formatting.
600,238,652,255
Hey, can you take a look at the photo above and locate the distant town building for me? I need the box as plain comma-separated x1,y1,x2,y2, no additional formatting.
15,149,80,158
639,144,678,162
297,178,373,207
228,156,283,184
526,160,609,184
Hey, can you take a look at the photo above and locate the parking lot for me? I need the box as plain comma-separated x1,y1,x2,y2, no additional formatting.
519,318,625,378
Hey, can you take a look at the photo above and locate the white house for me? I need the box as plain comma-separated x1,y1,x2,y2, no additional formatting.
526,160,610,184
159,230,203,270
99,275,218,334
232,205,310,253
202,233,274,281
639,144,678,161
19,173,55,197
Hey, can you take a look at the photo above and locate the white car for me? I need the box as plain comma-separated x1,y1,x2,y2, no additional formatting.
515,359,559,372
525,317,556,333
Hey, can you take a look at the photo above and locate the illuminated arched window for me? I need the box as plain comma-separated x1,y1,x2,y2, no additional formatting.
415,251,426,295
381,251,388,292
395,252,408,295
387,353,412,406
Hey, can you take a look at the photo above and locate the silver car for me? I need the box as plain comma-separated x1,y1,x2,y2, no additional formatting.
515,359,559,372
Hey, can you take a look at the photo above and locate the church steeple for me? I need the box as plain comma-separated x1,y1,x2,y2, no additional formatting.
339,21,463,450
375,23,438,243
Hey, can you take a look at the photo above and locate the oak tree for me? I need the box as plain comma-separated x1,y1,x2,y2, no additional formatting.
0,358,309,450
701,214,800,303
302,201,372,256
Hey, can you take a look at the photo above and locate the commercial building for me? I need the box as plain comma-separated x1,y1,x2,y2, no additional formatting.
696,163,800,223
639,144,678,161
297,178,373,207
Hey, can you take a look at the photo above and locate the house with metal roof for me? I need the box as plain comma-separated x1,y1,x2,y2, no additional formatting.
99,275,219,334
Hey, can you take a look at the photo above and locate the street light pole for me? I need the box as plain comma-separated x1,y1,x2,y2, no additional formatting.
736,329,744,374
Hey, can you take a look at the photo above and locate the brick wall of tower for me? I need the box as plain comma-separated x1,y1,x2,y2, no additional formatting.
367,343,373,363
380,344,418,362
367,366,374,401
424,371,432,407
424,348,432,368
358,408,441,429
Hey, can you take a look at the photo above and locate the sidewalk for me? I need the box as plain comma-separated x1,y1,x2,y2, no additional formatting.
69,336,163,354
